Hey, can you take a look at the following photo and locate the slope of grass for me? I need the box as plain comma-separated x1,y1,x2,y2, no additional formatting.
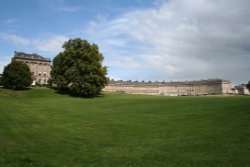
0,88,250,167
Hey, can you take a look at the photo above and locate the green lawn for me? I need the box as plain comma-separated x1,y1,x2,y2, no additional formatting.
0,88,250,167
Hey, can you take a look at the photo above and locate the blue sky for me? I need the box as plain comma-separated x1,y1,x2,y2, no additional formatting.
1,0,250,85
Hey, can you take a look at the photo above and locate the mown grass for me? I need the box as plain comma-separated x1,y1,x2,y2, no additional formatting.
0,88,250,167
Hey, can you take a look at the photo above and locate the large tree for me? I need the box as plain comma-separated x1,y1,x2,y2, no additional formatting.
246,81,250,91
0,74,2,86
50,38,108,97
2,61,32,89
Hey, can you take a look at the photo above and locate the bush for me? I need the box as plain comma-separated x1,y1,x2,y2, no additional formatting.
246,81,250,91
2,61,32,89
0,74,2,86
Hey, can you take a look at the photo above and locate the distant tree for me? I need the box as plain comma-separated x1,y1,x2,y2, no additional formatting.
50,38,108,97
2,61,32,89
0,74,2,86
246,81,250,91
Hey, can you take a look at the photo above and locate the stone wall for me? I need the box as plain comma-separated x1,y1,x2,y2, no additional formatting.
12,52,51,85
103,79,232,96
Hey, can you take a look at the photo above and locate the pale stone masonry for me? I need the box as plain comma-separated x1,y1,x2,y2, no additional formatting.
233,84,250,95
103,79,233,96
10,51,246,95
12,51,51,85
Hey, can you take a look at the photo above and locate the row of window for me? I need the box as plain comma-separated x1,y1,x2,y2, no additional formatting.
30,62,49,67
38,79,47,84
31,72,47,77
30,62,50,66
18,60,50,67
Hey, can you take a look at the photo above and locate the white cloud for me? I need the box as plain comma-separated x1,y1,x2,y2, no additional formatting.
0,34,69,73
0,56,11,73
32,35,69,53
83,0,250,84
0,33,29,45
59,5,80,12
106,57,141,70
0,32,68,54
4,19,18,24
38,0,81,12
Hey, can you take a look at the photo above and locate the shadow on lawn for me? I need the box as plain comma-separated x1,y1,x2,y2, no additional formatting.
0,87,31,98
49,87,105,99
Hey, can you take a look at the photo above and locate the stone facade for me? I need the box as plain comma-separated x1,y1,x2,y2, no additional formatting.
232,84,250,95
12,51,51,85
103,79,232,96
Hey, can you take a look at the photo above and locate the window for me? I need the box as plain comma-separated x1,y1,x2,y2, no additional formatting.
32,62,37,66
39,72,41,76
44,79,47,84
43,73,46,77
39,63,42,68
31,72,34,76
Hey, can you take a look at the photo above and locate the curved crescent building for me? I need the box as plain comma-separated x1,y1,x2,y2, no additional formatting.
10,52,242,96
104,79,232,96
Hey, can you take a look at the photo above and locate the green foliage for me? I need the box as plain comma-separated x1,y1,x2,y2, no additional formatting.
0,88,250,167
2,61,32,89
0,74,2,86
50,38,108,97
246,81,250,91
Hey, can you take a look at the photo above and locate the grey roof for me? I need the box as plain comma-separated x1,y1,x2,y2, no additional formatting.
109,79,230,86
14,51,51,62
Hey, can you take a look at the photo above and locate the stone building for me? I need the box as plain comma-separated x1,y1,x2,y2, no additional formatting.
12,51,51,85
103,79,232,96
233,84,250,95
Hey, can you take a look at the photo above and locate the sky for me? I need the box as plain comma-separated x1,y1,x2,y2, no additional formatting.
0,0,250,85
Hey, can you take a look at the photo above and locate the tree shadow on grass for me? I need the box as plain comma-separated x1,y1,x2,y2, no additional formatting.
2,87,31,91
49,87,105,99
0,87,31,98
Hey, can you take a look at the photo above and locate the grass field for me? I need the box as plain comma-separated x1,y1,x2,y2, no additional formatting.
0,88,250,167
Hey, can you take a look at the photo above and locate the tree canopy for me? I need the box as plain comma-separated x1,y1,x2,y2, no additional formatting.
0,74,2,86
50,38,108,97
246,81,250,91
2,61,32,89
